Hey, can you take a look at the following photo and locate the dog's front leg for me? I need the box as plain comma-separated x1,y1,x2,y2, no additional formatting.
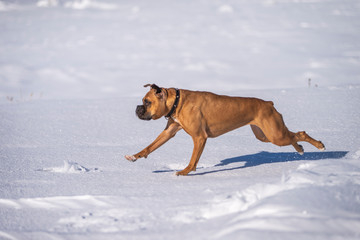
176,136,207,176
125,120,182,162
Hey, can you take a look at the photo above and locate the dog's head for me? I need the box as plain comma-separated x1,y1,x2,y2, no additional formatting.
136,84,168,121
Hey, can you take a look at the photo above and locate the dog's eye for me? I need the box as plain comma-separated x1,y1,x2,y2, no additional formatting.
144,99,151,106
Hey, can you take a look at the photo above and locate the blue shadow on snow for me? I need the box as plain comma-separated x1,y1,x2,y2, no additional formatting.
153,151,348,175
190,151,348,176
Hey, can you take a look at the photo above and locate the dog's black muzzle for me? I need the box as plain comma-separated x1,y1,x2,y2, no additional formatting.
136,105,152,121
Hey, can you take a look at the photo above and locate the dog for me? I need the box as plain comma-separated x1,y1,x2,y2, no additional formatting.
125,84,325,176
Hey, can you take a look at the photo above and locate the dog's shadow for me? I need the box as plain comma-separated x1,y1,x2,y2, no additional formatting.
154,151,348,175
191,151,348,176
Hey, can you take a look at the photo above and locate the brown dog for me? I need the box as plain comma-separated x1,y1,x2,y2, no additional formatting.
125,84,325,176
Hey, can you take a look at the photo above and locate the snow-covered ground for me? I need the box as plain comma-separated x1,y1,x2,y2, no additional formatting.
1,86,359,240
1,0,360,239
1,0,360,100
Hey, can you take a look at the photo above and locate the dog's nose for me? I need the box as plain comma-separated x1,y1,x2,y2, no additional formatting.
136,105,145,117
136,105,152,120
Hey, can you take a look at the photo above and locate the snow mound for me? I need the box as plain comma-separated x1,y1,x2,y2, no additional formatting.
352,149,360,159
218,5,234,14
174,151,360,238
36,0,58,8
0,1,20,11
199,152,358,219
0,195,111,210
64,0,117,10
39,161,96,173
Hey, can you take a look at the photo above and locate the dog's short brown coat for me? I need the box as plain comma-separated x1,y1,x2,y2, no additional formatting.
125,84,325,176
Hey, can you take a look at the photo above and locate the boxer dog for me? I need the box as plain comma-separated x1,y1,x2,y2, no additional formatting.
125,84,325,176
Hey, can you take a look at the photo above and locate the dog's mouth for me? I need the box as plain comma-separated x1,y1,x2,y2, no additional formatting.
136,105,152,121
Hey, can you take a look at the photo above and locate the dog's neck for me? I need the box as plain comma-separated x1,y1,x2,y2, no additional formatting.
165,88,180,119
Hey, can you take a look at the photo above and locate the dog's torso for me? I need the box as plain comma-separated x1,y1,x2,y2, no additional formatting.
173,89,275,138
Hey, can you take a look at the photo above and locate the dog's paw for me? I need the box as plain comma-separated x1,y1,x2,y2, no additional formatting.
298,144,304,155
125,155,137,162
175,169,190,176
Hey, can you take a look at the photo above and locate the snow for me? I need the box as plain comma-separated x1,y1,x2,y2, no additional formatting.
1,0,360,239
1,0,360,100
1,87,359,239
39,160,95,173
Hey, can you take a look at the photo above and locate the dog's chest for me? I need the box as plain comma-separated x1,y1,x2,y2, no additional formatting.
172,117,180,124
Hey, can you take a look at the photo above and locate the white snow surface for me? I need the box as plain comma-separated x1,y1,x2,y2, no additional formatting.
1,0,360,100
1,0,360,239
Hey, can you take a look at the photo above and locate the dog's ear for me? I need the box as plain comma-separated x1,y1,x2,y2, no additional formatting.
144,84,162,94
144,84,165,99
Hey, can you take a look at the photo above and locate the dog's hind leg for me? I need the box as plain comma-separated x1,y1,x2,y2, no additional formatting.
294,131,325,151
253,123,306,154
253,103,324,154
251,125,270,142
290,134,304,155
